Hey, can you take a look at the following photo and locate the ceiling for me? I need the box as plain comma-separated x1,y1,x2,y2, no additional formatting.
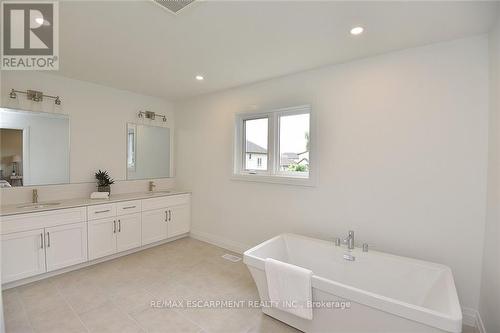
56,1,499,101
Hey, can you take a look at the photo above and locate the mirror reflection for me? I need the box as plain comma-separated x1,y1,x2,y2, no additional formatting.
0,108,70,187
127,123,171,180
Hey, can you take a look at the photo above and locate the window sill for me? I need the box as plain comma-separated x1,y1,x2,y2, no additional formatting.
231,173,316,187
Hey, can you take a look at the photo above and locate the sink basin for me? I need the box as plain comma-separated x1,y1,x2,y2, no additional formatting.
17,202,61,209
145,190,171,195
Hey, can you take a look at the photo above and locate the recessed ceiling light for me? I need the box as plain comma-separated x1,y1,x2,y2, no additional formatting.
195,75,204,81
350,26,364,36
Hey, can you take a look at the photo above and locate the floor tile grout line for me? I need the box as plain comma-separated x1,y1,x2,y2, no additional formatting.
173,304,209,332
9,289,37,333
55,268,150,332
143,284,208,332
108,286,151,332
52,279,91,333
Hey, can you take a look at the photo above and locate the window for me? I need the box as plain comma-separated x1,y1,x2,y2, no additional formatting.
244,117,268,171
279,113,310,175
234,105,313,185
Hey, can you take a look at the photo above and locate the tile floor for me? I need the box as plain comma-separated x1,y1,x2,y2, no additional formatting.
3,237,478,333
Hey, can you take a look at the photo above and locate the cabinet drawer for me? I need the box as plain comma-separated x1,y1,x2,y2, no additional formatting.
87,203,116,220
116,200,141,216
142,194,190,211
0,207,86,234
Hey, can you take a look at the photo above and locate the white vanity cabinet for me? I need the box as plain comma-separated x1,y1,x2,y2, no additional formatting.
1,192,190,286
88,200,142,260
116,213,142,252
1,229,46,283
141,194,190,245
168,203,190,238
45,222,88,272
88,217,117,260
141,208,168,245
0,207,87,284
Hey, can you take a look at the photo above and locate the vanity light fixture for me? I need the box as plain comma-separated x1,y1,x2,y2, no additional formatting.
9,88,62,105
350,26,364,36
195,75,204,81
138,110,167,122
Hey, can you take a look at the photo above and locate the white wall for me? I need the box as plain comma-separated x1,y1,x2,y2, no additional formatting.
175,36,489,311
0,72,175,204
479,13,500,333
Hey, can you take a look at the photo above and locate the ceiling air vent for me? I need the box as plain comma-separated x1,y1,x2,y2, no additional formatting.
153,0,196,14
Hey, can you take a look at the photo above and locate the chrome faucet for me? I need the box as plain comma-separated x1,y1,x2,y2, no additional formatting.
32,189,38,204
344,230,355,250
149,181,156,192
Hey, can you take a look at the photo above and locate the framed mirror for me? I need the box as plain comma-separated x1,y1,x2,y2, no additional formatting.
0,108,70,188
127,123,171,180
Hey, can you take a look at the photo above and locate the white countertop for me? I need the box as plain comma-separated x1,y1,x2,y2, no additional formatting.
0,190,190,217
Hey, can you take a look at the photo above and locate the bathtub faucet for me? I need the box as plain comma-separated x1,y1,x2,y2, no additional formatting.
343,230,355,250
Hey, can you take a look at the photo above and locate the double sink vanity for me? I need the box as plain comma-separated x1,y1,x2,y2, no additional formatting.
0,107,183,288
0,190,191,287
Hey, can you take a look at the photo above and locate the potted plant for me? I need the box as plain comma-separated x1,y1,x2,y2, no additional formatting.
95,169,115,193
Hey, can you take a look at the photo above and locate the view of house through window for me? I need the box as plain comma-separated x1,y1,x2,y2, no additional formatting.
236,105,311,182
244,117,268,171
279,113,310,173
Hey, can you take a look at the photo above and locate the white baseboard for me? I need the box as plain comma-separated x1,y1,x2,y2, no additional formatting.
463,307,486,333
189,229,250,254
476,310,486,333
463,307,477,327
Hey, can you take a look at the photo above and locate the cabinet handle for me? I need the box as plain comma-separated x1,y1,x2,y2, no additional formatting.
95,209,111,214
40,233,44,249
169,210,172,221
122,206,136,210
113,220,116,233
118,219,121,232
46,232,50,248
165,211,168,222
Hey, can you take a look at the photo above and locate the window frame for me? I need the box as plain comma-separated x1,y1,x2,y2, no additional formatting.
233,105,315,186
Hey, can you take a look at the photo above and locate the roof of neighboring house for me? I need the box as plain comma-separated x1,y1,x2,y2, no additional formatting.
246,141,267,154
282,152,299,159
280,152,299,166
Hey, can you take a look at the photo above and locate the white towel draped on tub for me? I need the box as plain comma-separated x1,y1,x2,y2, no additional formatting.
265,258,313,320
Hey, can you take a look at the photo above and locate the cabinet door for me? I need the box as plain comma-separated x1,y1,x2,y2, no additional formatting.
1,229,46,283
45,222,88,272
167,204,190,238
116,213,141,252
141,208,168,246
88,217,117,260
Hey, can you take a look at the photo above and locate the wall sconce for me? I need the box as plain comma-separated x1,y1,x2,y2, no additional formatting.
138,110,167,122
9,88,62,105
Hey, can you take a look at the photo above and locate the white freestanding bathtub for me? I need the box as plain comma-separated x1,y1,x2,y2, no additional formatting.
244,234,462,333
